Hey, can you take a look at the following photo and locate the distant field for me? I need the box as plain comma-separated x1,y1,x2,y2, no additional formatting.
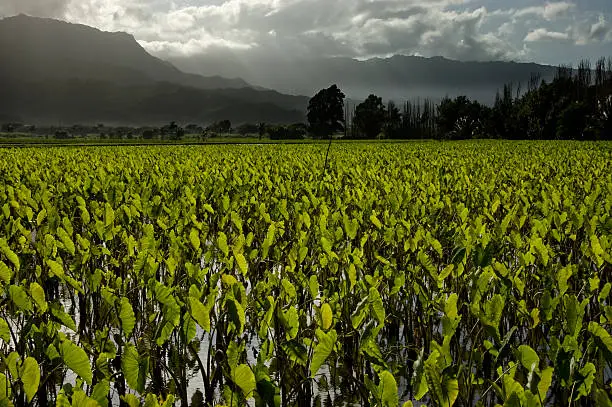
0,141,610,406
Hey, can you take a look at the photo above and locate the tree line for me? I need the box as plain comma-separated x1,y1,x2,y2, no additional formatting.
307,57,612,140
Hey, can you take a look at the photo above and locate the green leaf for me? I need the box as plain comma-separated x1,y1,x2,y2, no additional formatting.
189,297,211,332
588,322,612,352
20,357,40,402
91,380,110,407
369,287,385,325
218,232,229,257
517,345,540,373
9,285,32,312
0,372,10,400
0,318,10,343
537,367,554,401
51,305,77,331
0,239,19,271
321,303,333,330
60,339,93,385
378,371,398,407
370,212,383,229
309,275,319,299
575,363,596,399
57,227,75,256
122,344,144,393
120,297,136,338
310,329,337,377
30,282,47,313
0,261,12,284
227,298,245,334
36,208,47,226
189,228,201,251
594,389,612,407
232,364,256,397
235,253,248,276
46,260,65,278
104,203,115,227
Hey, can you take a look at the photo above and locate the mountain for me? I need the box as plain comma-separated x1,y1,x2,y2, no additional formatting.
0,15,307,125
170,52,559,104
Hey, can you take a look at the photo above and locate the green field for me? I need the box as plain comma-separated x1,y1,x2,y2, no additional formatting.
0,141,610,407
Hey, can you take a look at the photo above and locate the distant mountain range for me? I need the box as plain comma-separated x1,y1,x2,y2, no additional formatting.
0,15,307,126
0,15,561,126
171,52,559,104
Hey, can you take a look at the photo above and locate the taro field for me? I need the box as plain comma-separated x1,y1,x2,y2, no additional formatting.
0,141,611,407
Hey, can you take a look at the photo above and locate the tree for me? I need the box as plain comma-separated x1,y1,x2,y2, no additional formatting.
437,96,487,140
354,94,386,139
307,84,345,139
384,101,402,139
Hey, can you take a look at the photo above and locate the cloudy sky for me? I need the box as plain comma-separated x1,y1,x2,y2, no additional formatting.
1,0,611,65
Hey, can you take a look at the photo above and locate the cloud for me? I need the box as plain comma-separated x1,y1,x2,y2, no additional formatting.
514,2,575,21
1,0,610,65
524,28,570,42
0,0,71,18
572,15,612,45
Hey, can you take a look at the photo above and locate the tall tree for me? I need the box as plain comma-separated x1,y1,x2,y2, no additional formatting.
307,85,346,139
354,94,387,139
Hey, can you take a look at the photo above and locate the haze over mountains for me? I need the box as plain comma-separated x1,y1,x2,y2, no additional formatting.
1,15,560,126
171,52,558,104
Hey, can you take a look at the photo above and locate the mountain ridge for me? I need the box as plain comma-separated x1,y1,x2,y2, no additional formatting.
0,15,307,126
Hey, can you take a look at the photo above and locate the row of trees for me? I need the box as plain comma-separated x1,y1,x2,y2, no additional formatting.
307,56,612,140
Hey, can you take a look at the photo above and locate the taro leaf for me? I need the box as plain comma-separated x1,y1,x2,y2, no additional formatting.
227,298,245,334
57,227,75,256
575,363,596,400
217,232,229,258
0,318,10,343
310,329,337,377
424,351,459,407
189,228,201,251
9,285,32,312
46,260,65,278
122,344,144,393
0,239,19,270
91,379,110,407
104,203,114,227
588,322,612,352
517,345,540,373
321,303,333,330
284,306,299,340
56,393,71,407
51,304,77,331
36,208,47,226
309,275,319,299
233,364,256,397
30,282,47,313
412,349,429,400
0,260,12,284
120,297,136,338
235,253,248,276
19,357,40,402
189,297,210,332
594,389,612,407
60,339,93,385
537,367,554,402
0,372,10,400
370,212,383,229
369,287,385,325
282,340,308,366
378,371,398,407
